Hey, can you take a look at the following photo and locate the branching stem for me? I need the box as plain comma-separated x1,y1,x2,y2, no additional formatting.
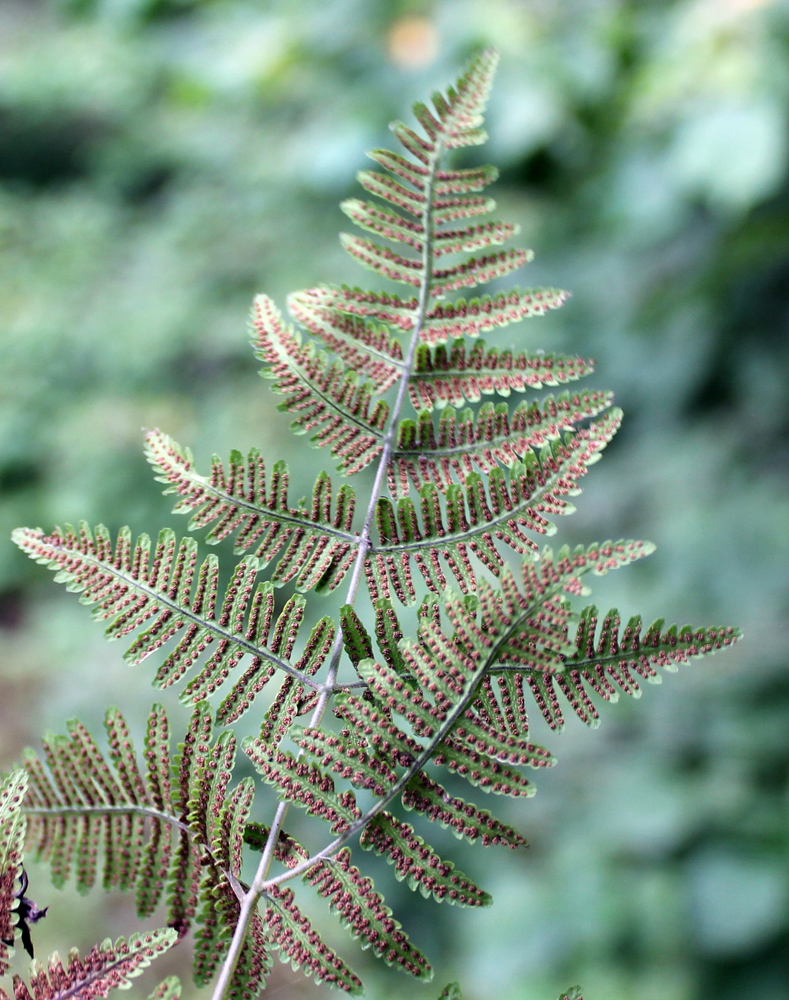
209,120,442,1000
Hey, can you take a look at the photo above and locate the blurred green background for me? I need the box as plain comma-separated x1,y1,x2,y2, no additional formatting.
1,0,788,998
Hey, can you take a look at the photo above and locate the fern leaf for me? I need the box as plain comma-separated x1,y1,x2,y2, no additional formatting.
7,929,177,1000
409,339,595,411
389,390,614,497
369,412,621,603
372,598,410,673
307,847,431,978
401,771,526,847
23,703,267,997
146,429,357,594
251,294,387,475
421,288,569,345
288,544,658,868
331,689,526,849
299,284,568,346
245,825,432,979
438,985,464,1000
339,604,374,669
516,605,743,730
246,744,490,905
21,704,251,946
0,770,27,974
340,196,425,254
244,745,362,834
292,725,399,797
12,524,331,714
295,285,418,332
288,291,403,392
360,813,490,907
192,877,270,995
263,884,362,993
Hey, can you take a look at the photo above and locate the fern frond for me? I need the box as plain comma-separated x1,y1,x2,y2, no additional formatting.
245,746,362,835
293,285,418,333
291,285,568,345
263,884,362,993
420,289,569,345
12,524,332,715
360,813,490,906
245,826,432,979
512,605,742,730
192,877,270,997
10,48,743,1000
145,429,357,595
262,544,656,871
21,705,250,935
306,847,431,978
288,292,403,393
369,412,621,603
0,770,27,974
22,703,273,996
389,390,613,497
408,339,595,411
251,295,387,475
401,771,526,846
5,929,176,1000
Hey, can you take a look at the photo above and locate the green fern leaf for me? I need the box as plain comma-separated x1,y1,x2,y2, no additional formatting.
22,703,272,997
288,292,403,392
339,605,374,669
279,543,661,870
11,47,744,1000
7,929,177,1000
145,429,357,593
420,288,569,345
408,338,595,411
295,284,568,346
360,813,490,907
246,827,432,980
263,884,362,993
21,704,248,931
389,390,613,497
401,771,526,847
11,524,332,716
369,413,621,603
306,847,431,978
251,294,387,475
245,744,362,834
0,770,27,974
516,605,743,730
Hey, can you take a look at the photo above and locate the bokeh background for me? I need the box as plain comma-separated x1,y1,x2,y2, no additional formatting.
1,1,788,999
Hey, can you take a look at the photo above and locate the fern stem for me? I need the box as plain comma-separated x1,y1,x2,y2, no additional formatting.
210,110,443,1000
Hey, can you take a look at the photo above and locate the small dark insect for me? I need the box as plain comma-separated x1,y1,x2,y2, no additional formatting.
1,869,48,959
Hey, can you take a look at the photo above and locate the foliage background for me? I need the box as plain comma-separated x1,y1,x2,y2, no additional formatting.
1,1,788,998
